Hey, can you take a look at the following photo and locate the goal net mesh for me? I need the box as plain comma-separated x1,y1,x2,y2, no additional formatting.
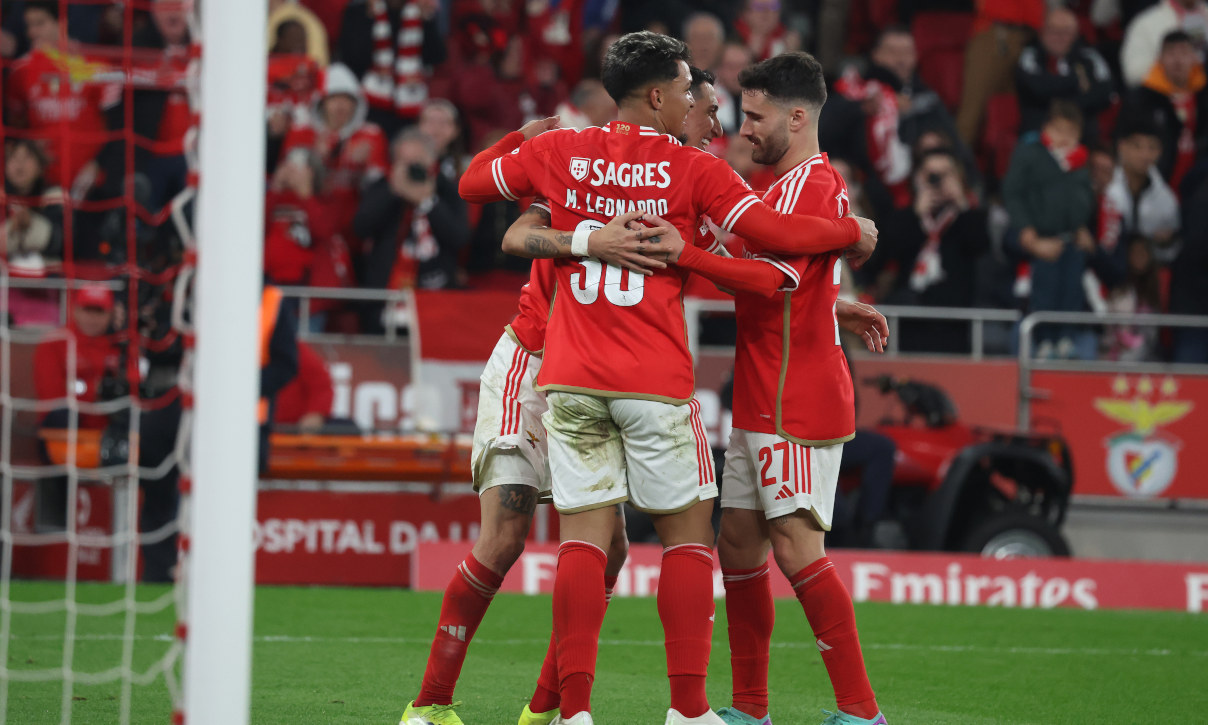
0,1,200,721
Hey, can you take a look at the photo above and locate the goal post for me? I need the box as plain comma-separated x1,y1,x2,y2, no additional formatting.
184,0,267,722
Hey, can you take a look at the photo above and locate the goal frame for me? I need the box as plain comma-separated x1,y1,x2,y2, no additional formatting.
184,0,266,722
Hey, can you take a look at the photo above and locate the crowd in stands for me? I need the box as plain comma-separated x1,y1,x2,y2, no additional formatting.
4,0,1208,361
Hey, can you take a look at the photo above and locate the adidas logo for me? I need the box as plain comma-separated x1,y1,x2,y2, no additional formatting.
440,625,467,642
816,638,832,652
774,484,794,500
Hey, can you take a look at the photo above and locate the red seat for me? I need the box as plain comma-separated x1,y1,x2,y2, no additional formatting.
981,92,1021,180
912,12,975,112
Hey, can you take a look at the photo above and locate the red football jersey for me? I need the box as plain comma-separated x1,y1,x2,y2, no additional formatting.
5,49,119,187
731,153,856,445
483,121,765,402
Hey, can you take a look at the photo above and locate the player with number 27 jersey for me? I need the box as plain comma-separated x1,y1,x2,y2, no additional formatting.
731,152,855,446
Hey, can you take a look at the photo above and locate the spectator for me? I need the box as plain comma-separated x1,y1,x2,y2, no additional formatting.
4,1,120,196
274,341,334,433
956,0,1045,147
524,0,591,89
129,0,195,212
554,79,617,131
1016,8,1115,142
837,26,979,208
860,149,991,353
337,0,447,137
683,12,726,72
280,63,389,234
1003,101,1099,359
258,284,300,473
33,283,184,580
267,0,330,66
417,98,466,186
714,42,754,135
1103,238,1163,361
1099,115,1181,274
735,0,798,61
1120,0,1208,87
1171,174,1208,361
264,148,338,291
4,139,63,272
353,130,469,329
33,285,120,432
271,18,310,56
1125,30,1208,193
425,17,533,150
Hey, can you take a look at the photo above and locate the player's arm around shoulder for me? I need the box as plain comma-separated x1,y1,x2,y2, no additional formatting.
458,116,561,203
500,207,681,276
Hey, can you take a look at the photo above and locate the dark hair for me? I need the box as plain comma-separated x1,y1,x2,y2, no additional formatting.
915,147,964,184
1046,99,1083,129
24,1,59,20
275,19,306,41
689,66,715,93
601,31,692,103
1115,111,1162,143
1161,30,1195,51
873,24,912,52
738,51,827,111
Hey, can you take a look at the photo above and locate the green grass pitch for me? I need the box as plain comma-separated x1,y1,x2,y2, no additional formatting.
5,582,1206,724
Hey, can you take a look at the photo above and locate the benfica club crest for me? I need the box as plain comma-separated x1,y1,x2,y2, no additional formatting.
569,157,590,181
1095,376,1192,498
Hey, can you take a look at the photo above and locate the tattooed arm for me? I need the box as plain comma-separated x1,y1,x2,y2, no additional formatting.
500,204,682,275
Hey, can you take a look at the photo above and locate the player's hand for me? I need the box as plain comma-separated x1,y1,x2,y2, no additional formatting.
634,212,686,264
836,299,889,353
845,215,878,269
588,210,677,275
519,116,560,140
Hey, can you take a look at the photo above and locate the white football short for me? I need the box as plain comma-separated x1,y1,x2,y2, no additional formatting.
720,428,843,530
543,391,717,514
471,333,550,496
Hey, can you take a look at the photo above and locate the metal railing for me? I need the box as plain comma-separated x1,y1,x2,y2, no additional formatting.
275,285,415,344
684,299,1022,360
1017,311,1208,428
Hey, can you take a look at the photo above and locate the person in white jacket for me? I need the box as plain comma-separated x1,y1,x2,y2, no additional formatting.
1120,0,1208,86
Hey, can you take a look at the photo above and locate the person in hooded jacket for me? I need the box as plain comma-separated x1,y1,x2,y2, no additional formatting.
280,62,390,237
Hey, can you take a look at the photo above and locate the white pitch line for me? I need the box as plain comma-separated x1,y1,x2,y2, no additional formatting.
7,633,1207,658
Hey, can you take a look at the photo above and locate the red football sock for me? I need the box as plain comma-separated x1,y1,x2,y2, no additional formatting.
554,541,608,717
723,564,775,718
415,553,504,706
659,544,715,718
531,574,618,714
791,557,879,719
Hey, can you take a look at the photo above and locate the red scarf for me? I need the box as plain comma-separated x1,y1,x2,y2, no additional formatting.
910,207,958,293
363,0,425,118
1041,131,1088,171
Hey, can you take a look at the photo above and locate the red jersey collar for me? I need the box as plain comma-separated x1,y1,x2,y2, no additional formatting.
767,152,826,194
604,120,682,144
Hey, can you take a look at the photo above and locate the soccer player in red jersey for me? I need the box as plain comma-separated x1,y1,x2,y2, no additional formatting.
679,53,890,725
457,32,878,725
403,67,731,725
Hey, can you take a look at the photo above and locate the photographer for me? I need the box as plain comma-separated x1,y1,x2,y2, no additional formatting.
353,129,468,331
860,148,990,353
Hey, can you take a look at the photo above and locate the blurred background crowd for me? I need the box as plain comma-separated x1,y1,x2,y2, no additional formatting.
3,0,1208,363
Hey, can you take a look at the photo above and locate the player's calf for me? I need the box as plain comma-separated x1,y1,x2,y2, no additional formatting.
471,483,539,573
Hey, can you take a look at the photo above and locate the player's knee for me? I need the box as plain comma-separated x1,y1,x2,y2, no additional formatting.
769,533,825,579
718,512,769,569
472,529,529,573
